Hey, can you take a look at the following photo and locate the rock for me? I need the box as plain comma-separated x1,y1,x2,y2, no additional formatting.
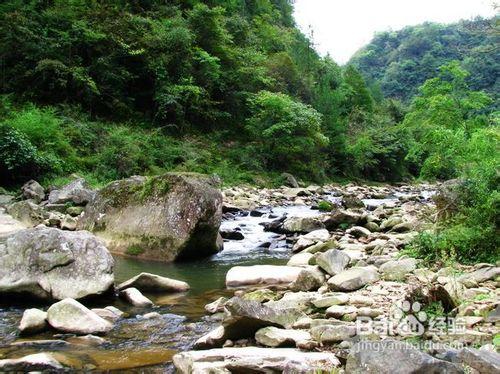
459,266,500,284
458,348,500,373
223,297,305,337
242,289,279,303
255,327,311,347
342,195,364,209
21,180,45,202
289,266,325,292
379,216,404,231
281,173,299,188
316,249,351,276
325,305,358,319
414,268,437,283
19,308,48,335
312,293,349,308
173,347,340,373
292,229,330,252
391,222,412,233
61,214,78,230
282,216,325,233
302,239,338,254
324,210,362,229
287,252,314,266
119,288,154,307
0,353,63,372
66,206,85,216
265,292,318,313
47,298,113,334
205,297,228,314
328,266,380,291
78,173,222,262
143,312,161,319
194,325,227,349
310,323,356,343
226,265,312,288
117,272,189,293
433,179,464,220
0,227,114,300
364,221,379,232
379,258,417,281
348,295,374,306
7,200,48,227
220,229,244,240
346,340,464,374
444,278,466,306
346,226,371,238
48,178,94,205
91,308,122,322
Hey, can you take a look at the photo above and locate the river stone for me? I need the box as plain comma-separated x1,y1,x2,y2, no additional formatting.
0,227,114,300
6,200,48,227
287,252,314,266
380,216,404,231
457,348,500,373
459,266,500,285
324,210,362,229
316,249,351,275
226,265,303,287
61,215,77,230
281,173,299,188
326,305,358,319
21,180,45,203
310,323,356,343
48,178,94,205
281,216,325,233
47,298,113,334
265,292,319,313
119,288,154,307
328,266,379,291
346,226,371,238
379,258,417,280
255,327,311,347
0,353,63,372
224,297,305,333
173,347,341,373
205,297,228,314
289,266,326,292
117,272,189,293
194,325,227,349
346,340,464,374
312,293,349,308
78,173,222,262
19,308,48,335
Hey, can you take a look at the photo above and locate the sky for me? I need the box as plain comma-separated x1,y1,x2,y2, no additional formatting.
293,0,497,64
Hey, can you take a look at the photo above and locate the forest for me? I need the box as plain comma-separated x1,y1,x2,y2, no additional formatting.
0,0,498,263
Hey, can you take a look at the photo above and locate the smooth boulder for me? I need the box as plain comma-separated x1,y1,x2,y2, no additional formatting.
328,266,379,291
0,353,63,372
0,227,114,300
48,178,94,205
19,308,48,335
119,288,154,307
173,347,340,373
47,298,113,334
78,173,223,262
255,327,311,347
316,249,351,276
117,272,189,293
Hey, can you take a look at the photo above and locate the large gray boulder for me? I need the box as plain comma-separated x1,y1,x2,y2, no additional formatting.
324,210,362,229
173,348,340,373
117,272,189,293
21,180,45,203
457,348,500,373
255,327,311,347
379,258,417,281
78,173,222,262
433,179,464,220
0,227,114,301
328,266,379,291
48,178,94,205
282,216,325,233
6,200,48,227
47,298,113,334
346,340,464,373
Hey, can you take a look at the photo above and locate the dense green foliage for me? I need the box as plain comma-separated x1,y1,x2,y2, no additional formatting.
1,0,403,185
350,18,499,103
402,63,499,264
0,1,497,264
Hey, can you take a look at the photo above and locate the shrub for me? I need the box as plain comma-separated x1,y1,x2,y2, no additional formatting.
0,124,51,184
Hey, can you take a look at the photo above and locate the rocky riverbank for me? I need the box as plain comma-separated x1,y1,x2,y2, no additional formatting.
0,177,498,372
177,182,499,373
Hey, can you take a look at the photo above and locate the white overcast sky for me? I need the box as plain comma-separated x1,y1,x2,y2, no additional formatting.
293,0,497,64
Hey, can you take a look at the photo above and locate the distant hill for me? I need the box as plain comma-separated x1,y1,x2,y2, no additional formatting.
349,17,499,102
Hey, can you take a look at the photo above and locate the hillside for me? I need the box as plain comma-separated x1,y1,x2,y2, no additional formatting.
349,17,499,102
